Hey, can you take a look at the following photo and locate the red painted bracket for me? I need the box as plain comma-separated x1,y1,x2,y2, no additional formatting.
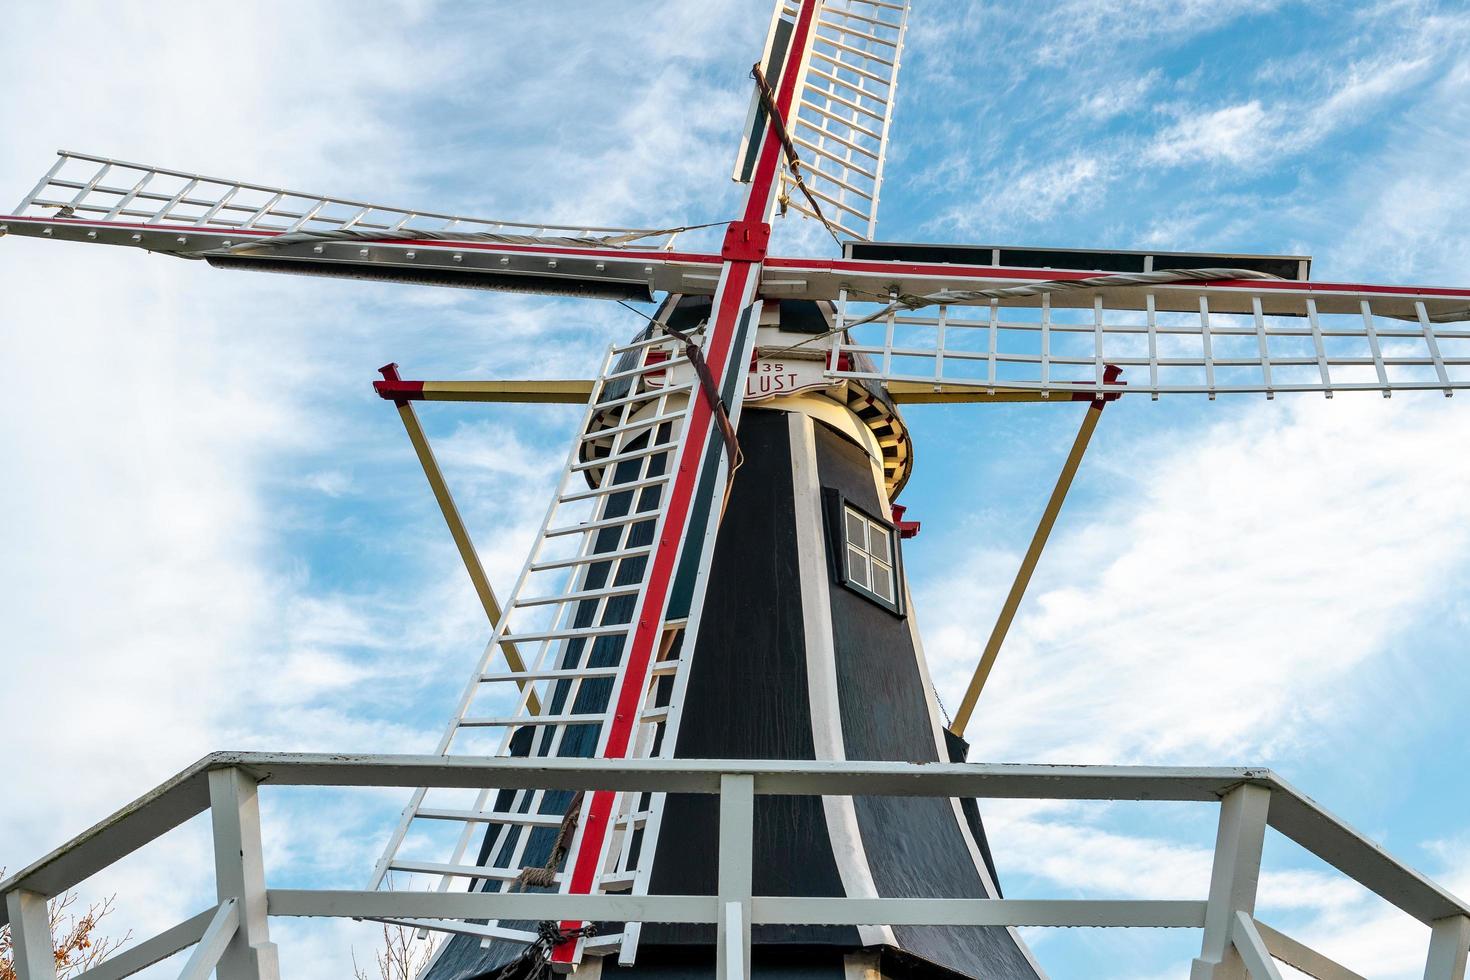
1068,363,1125,403
890,504,921,539
721,220,771,262
375,362,424,404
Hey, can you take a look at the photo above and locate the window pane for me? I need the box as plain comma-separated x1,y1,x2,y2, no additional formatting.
866,519,891,563
845,509,867,550
871,562,893,602
847,546,870,588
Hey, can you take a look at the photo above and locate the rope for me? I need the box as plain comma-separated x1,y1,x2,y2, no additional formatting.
210,220,732,255
489,919,599,980
488,793,597,980
512,791,583,892
489,794,596,979
616,302,745,501
750,63,846,248
662,321,745,499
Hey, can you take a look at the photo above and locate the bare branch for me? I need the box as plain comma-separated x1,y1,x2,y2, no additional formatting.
0,871,131,980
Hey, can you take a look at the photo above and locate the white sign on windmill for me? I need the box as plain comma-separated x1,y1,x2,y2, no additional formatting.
645,301,845,403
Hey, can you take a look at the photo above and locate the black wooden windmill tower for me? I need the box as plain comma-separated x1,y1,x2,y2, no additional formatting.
5,2,1470,979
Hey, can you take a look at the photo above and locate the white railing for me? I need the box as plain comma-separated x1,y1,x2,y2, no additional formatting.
2,754,1468,980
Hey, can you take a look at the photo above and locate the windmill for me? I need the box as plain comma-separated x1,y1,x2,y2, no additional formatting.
3,2,1469,980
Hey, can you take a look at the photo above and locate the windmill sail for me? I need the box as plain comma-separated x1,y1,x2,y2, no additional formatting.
2,151,694,300
822,265,1470,399
735,0,911,242
372,296,760,969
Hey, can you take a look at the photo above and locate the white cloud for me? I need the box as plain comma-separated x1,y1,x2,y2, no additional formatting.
924,395,1470,764
932,153,1107,237
1146,11,1461,172
1080,70,1164,123
1318,58,1470,282
1147,100,1275,167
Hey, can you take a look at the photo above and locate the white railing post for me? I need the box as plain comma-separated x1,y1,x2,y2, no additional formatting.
716,773,755,980
209,767,281,980
1425,915,1470,980
1191,783,1271,980
4,889,58,980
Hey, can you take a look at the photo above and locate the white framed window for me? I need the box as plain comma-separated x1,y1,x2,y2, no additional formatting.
822,488,904,615
843,504,896,606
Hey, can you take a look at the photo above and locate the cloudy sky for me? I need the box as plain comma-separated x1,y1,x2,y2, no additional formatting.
2,2,1469,977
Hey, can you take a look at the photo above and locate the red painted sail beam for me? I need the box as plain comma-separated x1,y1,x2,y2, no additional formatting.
9,213,1470,308
550,0,821,965
765,254,1470,301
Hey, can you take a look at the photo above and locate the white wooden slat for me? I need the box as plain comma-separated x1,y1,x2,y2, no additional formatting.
793,114,882,161
1093,297,1106,391
1306,299,1333,398
372,917,539,945
1416,300,1454,395
1360,300,1390,393
102,170,155,221
530,544,654,573
793,133,879,178
1041,293,1052,390
784,196,867,240
458,713,612,729
935,303,948,382
514,584,644,609
1251,296,1273,399
805,64,889,111
388,860,541,883
809,47,890,87
803,80,888,124
987,299,999,389
1200,296,1216,397
414,808,566,826
815,33,896,69
799,99,885,143
544,511,662,540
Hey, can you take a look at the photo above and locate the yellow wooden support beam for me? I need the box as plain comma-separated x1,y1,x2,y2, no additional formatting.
373,378,595,404
948,398,1107,737
379,364,540,714
419,380,594,403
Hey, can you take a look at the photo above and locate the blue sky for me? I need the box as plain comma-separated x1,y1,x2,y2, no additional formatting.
3,2,1469,977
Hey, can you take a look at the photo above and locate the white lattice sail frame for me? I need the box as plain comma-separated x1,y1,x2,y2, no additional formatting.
829,280,1470,398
